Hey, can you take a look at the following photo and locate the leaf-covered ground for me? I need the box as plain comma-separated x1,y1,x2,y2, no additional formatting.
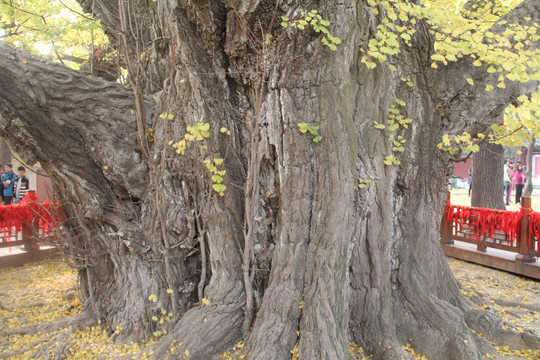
0,257,538,359
0,259,155,359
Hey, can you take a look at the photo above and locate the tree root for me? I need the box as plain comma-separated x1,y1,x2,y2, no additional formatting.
0,312,97,360
0,333,55,359
29,329,76,360
465,308,540,350
0,312,96,337
0,300,11,311
148,297,244,359
491,298,540,313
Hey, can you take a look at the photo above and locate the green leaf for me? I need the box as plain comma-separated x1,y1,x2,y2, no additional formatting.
320,19,330,27
313,135,323,143
328,35,341,45
374,122,386,130
205,162,217,172
212,175,223,183
297,123,309,133
213,184,226,193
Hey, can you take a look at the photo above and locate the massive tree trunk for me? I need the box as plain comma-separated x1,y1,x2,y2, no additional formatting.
523,138,535,198
0,0,539,359
471,142,505,209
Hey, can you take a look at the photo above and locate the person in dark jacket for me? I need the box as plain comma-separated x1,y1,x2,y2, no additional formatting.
0,164,4,204
14,166,29,204
1,163,17,205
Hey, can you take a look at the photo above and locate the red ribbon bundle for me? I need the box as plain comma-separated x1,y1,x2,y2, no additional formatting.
446,203,527,242
0,192,63,228
528,212,540,248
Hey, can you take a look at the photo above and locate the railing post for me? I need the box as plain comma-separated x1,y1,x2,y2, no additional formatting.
516,197,535,263
440,192,454,245
22,219,39,252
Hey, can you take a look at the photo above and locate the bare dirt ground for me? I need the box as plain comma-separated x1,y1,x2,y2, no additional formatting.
0,257,538,359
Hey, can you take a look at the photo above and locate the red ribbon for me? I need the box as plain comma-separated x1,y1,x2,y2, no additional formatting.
446,203,528,242
0,193,63,228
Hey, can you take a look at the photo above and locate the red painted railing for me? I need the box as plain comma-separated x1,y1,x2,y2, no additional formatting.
441,195,538,263
0,191,62,251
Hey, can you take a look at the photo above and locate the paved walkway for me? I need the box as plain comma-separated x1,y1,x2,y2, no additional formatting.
0,244,57,268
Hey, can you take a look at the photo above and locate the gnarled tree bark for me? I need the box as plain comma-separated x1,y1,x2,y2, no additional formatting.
471,142,505,210
0,0,539,359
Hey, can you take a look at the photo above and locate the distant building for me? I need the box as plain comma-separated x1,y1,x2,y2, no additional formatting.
454,158,472,180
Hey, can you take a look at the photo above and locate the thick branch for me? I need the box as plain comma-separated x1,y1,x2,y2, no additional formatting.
0,43,150,203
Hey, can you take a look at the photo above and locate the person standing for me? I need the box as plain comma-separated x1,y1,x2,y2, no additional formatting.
0,163,4,204
1,163,17,205
503,160,511,205
514,162,525,204
14,166,29,204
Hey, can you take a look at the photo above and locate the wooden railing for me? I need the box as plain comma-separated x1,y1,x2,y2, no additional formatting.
0,191,61,252
441,194,539,279
0,219,55,251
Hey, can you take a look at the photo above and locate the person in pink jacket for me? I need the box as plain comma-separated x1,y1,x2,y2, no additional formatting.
514,162,525,204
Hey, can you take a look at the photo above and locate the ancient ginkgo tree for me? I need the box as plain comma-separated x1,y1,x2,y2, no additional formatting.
0,0,539,359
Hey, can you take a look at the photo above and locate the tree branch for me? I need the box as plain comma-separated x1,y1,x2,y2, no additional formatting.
0,43,151,202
